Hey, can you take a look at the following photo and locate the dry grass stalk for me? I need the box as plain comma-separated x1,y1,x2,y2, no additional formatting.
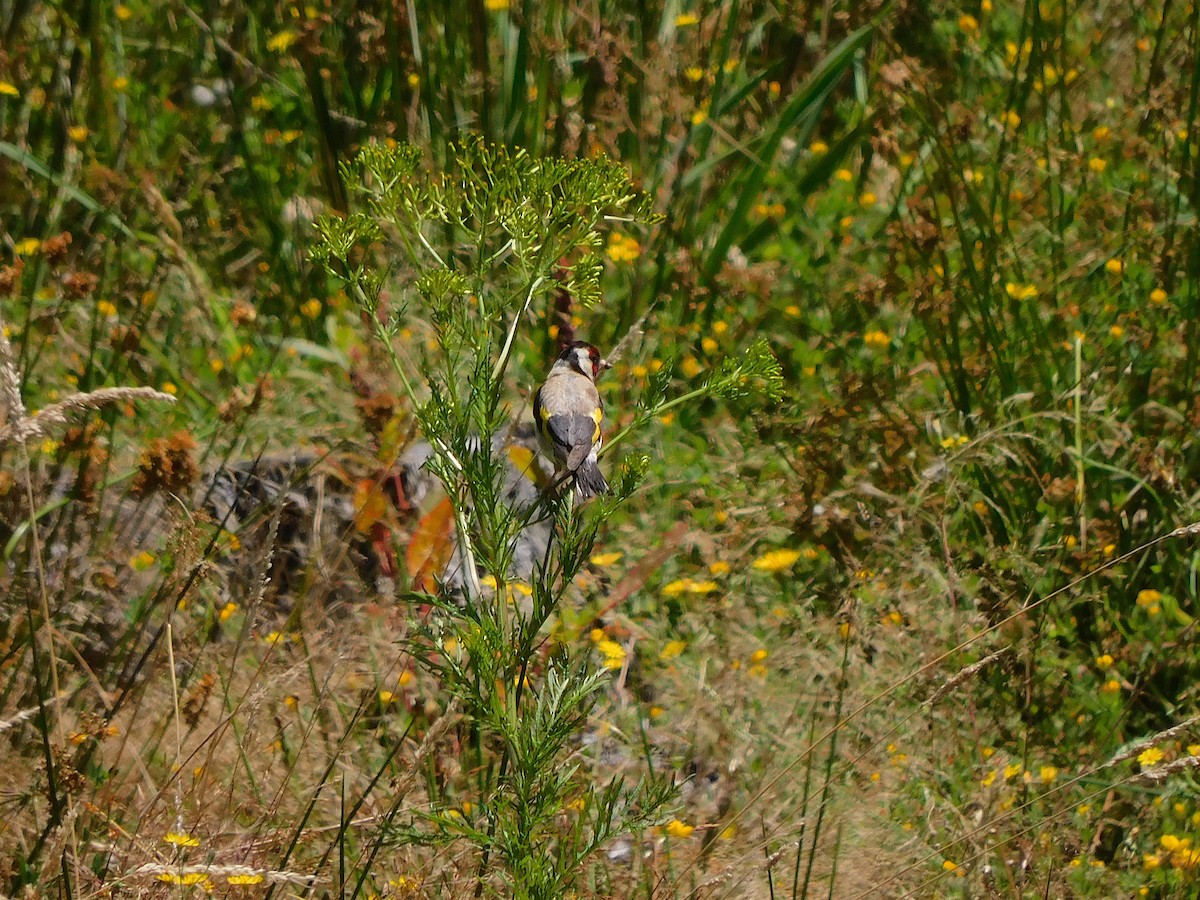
126,862,321,885
0,312,175,447
1134,755,1200,785
0,386,177,446
1100,714,1200,770
0,694,65,733
925,647,1012,707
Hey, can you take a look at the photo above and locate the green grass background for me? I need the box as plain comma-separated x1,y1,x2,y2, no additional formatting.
3,0,1200,896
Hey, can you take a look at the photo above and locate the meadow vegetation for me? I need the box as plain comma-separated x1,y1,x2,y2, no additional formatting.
2,0,1200,896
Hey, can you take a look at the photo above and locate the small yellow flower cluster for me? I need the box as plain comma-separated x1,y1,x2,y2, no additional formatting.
662,577,719,596
665,818,695,838
863,330,890,349
1155,834,1200,870
157,873,211,887
752,548,801,572
1005,282,1038,300
1137,588,1162,616
228,873,266,885
595,638,626,671
129,551,156,571
266,30,298,52
754,202,786,219
659,640,687,661
606,232,640,263
590,551,623,566
479,574,534,605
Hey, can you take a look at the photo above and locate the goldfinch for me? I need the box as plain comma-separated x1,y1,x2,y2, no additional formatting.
533,341,611,499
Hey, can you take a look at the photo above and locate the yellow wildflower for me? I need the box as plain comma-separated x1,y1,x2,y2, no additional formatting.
163,831,201,847
266,30,298,52
129,551,156,571
228,874,266,885
590,551,623,566
1137,589,1162,607
665,819,695,838
0,81,19,97
606,232,640,263
660,640,687,661
863,329,890,348
596,639,626,670
674,13,699,26
1138,747,1165,767
1105,258,1124,276
1005,282,1038,300
752,549,801,572
157,873,211,886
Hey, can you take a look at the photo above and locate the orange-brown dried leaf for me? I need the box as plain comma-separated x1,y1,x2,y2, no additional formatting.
406,496,455,593
352,479,389,535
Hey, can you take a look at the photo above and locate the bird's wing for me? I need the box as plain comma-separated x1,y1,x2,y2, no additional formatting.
545,413,600,470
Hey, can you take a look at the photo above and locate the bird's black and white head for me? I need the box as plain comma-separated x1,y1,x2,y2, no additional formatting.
555,341,610,381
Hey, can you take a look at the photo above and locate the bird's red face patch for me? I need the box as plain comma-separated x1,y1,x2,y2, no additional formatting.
565,341,604,378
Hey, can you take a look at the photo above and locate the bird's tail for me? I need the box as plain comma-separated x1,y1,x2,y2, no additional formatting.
573,459,608,500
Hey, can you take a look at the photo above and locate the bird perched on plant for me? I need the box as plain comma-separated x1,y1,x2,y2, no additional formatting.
533,341,611,500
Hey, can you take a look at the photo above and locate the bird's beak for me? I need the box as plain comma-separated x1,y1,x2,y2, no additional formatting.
599,357,613,371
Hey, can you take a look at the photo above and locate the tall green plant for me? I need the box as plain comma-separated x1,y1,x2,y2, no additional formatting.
311,139,782,896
